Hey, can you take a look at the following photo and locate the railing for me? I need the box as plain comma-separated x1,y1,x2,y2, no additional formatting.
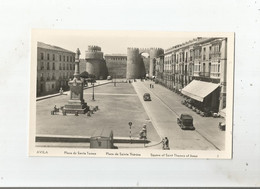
210,52,221,58
194,55,201,59
199,72,210,77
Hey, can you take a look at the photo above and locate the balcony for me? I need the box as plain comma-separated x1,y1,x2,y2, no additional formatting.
199,72,210,77
210,52,221,58
194,55,201,60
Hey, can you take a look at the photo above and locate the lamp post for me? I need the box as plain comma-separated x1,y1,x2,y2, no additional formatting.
92,83,95,101
128,122,132,144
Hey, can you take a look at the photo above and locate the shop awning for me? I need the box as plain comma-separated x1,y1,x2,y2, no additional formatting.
181,80,220,102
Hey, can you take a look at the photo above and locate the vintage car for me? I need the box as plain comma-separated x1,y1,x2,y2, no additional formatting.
143,93,151,101
219,121,226,131
177,114,195,130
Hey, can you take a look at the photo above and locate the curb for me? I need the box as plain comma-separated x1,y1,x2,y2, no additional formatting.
35,135,150,144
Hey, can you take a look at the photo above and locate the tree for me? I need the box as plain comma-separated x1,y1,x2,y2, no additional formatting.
79,71,89,78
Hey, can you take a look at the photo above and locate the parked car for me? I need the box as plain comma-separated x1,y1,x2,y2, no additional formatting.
107,76,112,80
218,122,226,131
177,114,195,130
143,93,151,101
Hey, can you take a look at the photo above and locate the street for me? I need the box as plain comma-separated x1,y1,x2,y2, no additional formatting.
132,80,225,151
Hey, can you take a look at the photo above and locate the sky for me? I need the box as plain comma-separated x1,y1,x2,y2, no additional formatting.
32,29,206,55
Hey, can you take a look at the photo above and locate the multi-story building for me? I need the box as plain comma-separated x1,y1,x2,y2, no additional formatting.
37,42,75,97
156,37,227,112
104,54,127,78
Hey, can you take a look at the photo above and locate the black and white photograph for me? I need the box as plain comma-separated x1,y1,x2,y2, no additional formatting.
29,30,234,159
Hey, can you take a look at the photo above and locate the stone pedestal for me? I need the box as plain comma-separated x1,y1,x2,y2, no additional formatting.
64,78,88,114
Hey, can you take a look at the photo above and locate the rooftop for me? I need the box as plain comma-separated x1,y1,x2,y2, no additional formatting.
37,42,75,54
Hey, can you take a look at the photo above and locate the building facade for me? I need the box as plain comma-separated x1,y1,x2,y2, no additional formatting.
155,37,227,112
37,42,75,97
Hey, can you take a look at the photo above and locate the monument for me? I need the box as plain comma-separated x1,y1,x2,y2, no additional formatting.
64,48,88,114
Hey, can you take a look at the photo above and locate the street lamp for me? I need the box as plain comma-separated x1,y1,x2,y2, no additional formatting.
92,83,95,101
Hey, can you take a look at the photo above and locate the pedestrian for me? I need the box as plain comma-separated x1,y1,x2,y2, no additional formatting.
59,87,63,95
139,124,147,139
162,137,169,150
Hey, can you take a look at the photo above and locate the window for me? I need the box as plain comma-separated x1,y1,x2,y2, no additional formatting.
53,54,55,61
63,56,65,61
59,55,62,61
40,53,44,60
218,64,220,72
52,62,55,70
59,63,61,70
70,64,72,70
41,62,44,70
63,63,65,70
47,62,50,70
47,53,50,60
66,64,69,70
67,56,69,62
70,56,72,62
216,45,220,52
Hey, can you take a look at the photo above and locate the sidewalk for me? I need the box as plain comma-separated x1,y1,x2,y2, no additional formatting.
36,80,112,101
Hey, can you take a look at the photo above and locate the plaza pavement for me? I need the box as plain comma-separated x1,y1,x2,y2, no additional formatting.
36,79,225,151
132,80,226,151
36,82,161,149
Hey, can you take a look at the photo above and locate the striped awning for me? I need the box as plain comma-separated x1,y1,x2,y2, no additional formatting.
181,80,220,102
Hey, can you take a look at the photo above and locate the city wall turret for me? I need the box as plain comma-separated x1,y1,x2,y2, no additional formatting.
85,45,107,79
149,48,164,77
126,48,141,79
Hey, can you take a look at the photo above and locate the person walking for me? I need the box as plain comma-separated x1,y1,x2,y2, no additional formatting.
139,124,147,139
162,137,169,150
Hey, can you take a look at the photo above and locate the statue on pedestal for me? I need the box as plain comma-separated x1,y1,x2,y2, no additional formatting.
64,48,88,114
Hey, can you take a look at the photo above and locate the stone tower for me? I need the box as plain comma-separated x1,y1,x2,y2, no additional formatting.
85,46,107,79
149,48,164,77
126,48,141,79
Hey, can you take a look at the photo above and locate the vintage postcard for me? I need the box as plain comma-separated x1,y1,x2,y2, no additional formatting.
29,30,234,159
